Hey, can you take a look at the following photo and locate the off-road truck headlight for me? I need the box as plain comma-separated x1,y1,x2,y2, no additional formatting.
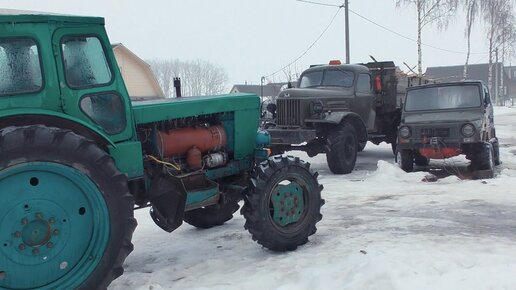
461,123,475,137
399,126,411,138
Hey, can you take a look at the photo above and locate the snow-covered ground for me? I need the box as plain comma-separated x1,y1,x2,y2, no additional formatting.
110,107,516,290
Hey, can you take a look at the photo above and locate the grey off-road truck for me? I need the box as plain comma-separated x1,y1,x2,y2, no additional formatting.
396,81,500,177
265,61,431,174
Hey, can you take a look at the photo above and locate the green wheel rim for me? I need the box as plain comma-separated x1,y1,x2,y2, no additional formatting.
0,162,110,289
270,180,305,227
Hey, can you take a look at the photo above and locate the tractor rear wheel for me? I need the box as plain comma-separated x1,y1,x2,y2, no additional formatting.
325,123,357,174
241,155,323,251
0,125,136,290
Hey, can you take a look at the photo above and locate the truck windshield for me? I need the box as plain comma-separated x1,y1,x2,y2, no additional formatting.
0,38,43,96
405,85,481,111
299,69,354,88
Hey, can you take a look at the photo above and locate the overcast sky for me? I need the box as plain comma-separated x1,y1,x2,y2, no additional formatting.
1,0,511,88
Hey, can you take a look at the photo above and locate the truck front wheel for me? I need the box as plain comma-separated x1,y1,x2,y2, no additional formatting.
0,125,136,290
325,123,357,174
241,156,323,251
397,149,414,172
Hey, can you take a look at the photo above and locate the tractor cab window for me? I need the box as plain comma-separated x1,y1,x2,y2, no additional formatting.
0,38,43,96
80,93,126,134
62,36,112,88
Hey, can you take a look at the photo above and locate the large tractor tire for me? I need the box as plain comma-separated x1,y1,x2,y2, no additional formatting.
241,155,324,251
183,197,240,229
0,125,136,290
397,149,414,172
325,123,357,174
358,141,367,152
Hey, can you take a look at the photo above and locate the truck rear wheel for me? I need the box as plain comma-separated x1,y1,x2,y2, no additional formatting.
241,156,323,251
0,125,136,290
397,149,414,172
183,199,240,229
325,123,357,174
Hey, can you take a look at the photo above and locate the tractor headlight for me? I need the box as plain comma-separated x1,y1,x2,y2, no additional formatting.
399,126,411,139
461,123,475,137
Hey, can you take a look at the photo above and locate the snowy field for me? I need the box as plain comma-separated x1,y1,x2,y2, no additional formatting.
110,107,516,290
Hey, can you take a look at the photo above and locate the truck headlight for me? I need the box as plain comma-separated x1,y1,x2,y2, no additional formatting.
399,126,411,139
461,123,475,137
312,101,324,114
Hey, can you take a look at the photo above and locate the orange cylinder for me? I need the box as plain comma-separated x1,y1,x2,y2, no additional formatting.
157,125,227,157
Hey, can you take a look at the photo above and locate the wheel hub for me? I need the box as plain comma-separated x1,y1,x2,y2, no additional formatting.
0,162,109,289
271,182,305,227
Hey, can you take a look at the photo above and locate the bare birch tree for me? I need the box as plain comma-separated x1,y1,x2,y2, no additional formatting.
147,59,228,97
462,0,480,79
481,0,515,102
396,0,459,75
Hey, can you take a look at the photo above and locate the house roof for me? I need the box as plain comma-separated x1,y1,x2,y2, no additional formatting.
112,43,165,98
425,63,503,84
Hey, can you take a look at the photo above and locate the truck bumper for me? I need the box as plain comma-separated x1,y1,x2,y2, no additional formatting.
268,128,317,145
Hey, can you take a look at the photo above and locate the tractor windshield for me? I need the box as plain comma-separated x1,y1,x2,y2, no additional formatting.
299,69,354,88
405,85,482,111
0,38,43,96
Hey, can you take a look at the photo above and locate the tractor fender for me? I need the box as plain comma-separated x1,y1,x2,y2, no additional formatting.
0,109,116,147
307,111,368,144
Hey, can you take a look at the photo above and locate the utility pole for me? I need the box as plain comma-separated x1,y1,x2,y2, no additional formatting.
344,0,350,64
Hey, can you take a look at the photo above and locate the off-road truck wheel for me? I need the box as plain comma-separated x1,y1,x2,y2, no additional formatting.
493,138,501,165
358,141,367,152
241,155,323,251
470,142,495,179
414,152,430,166
325,123,357,174
183,198,240,229
0,125,136,290
397,149,414,172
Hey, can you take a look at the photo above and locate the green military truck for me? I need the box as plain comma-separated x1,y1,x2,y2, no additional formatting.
396,81,500,177
0,10,324,289
266,61,431,174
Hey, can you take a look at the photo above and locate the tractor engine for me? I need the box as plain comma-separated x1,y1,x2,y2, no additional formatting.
138,113,230,175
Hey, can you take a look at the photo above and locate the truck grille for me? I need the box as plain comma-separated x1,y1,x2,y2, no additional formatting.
420,128,450,137
276,99,302,126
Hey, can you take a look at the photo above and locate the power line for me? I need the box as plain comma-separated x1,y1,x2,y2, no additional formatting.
348,8,487,55
296,0,342,8
295,0,488,55
263,7,342,78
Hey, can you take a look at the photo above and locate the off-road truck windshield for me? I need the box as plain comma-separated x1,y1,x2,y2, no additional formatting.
299,69,354,88
405,85,481,111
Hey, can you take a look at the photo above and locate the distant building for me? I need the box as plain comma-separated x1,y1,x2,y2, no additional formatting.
230,82,296,99
112,43,164,101
425,63,516,101
505,66,516,100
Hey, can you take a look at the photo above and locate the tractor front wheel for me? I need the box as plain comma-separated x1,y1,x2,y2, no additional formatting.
0,125,136,290
242,155,323,251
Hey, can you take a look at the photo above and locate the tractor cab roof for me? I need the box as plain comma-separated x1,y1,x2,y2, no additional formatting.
0,9,104,25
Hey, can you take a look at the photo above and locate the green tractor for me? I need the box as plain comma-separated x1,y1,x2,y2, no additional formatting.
0,10,324,289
